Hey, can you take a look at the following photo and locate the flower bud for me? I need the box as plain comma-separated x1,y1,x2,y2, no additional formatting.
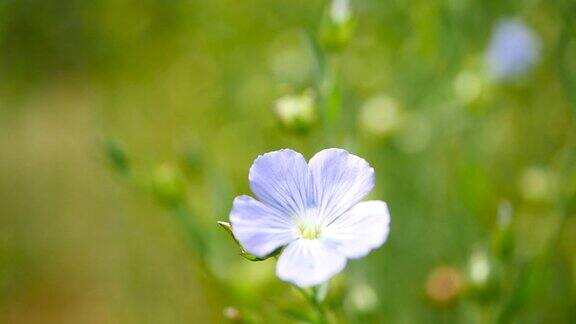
453,70,486,105
346,281,379,313
319,0,355,51
152,163,186,206
517,167,556,203
359,95,404,139
466,249,500,302
181,145,203,177
104,139,130,174
273,90,316,132
425,266,463,306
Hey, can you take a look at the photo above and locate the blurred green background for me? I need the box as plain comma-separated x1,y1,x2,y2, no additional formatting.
1,0,576,323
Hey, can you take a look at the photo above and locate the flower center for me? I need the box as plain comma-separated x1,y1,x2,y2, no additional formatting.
298,223,322,240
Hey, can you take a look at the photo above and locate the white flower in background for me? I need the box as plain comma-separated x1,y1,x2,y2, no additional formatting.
485,18,541,81
230,149,390,287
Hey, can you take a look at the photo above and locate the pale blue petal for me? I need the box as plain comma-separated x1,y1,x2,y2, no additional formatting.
308,148,375,225
230,195,298,258
323,200,390,259
249,149,312,216
276,239,346,287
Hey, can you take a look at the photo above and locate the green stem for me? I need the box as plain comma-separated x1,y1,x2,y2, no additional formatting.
170,203,207,261
297,286,328,324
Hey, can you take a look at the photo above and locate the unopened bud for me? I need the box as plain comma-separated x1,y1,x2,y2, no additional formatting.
152,163,186,206
181,145,203,177
104,139,130,174
466,249,500,302
273,90,316,131
319,0,355,51
454,70,486,104
347,281,378,313
359,95,404,139
518,167,555,203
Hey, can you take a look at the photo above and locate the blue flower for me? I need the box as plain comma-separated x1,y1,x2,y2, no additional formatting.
485,18,540,81
230,149,390,287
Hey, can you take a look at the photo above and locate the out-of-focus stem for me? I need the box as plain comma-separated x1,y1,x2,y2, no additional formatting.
297,285,328,324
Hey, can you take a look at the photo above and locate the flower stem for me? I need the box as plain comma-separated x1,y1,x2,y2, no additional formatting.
297,285,329,324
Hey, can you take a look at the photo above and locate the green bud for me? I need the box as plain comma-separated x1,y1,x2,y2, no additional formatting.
181,145,203,178
104,139,130,174
359,95,404,139
273,89,316,132
346,281,379,313
517,166,556,203
453,70,487,105
319,0,355,51
152,163,186,206
218,221,281,261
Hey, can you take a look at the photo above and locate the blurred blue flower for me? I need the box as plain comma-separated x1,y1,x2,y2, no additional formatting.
485,18,541,81
229,149,390,287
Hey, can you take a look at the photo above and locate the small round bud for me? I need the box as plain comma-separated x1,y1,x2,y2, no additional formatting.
346,282,378,313
181,145,203,177
319,0,355,51
359,95,404,139
273,90,316,132
425,266,463,306
466,249,500,302
104,139,130,174
453,70,486,104
518,167,556,203
152,163,186,206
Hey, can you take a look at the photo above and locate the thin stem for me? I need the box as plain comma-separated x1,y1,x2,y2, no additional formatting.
170,202,208,262
297,286,328,324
